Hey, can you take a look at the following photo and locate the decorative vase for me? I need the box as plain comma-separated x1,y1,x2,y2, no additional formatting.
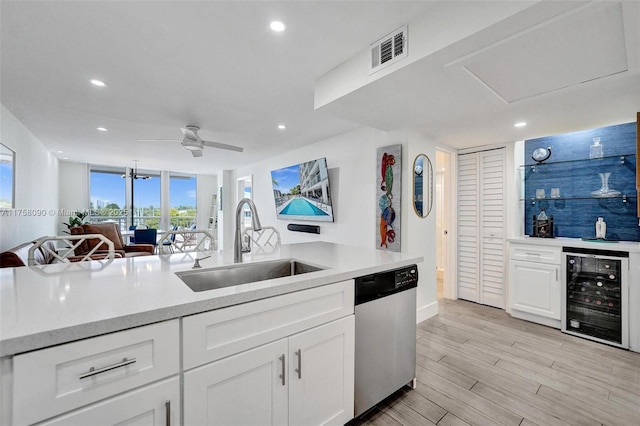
590,172,620,197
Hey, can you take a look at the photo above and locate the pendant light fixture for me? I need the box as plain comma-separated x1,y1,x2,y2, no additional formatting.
122,160,151,180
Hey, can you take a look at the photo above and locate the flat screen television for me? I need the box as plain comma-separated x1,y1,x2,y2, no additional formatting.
270,157,334,222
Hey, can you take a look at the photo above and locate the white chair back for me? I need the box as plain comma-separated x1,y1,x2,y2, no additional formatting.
242,226,281,254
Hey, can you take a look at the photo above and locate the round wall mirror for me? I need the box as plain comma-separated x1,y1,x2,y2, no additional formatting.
413,154,433,218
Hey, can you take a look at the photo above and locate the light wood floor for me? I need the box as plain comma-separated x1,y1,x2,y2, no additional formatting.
349,298,640,426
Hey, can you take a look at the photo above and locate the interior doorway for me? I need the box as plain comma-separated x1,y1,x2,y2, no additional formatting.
436,149,453,300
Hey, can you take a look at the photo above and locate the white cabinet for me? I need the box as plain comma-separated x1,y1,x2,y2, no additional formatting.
184,316,355,426
38,377,179,426
12,320,180,425
508,243,561,328
184,339,289,426
288,316,354,426
183,280,354,370
458,148,507,308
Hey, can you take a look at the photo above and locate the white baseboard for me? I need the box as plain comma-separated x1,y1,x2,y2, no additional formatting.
416,300,439,324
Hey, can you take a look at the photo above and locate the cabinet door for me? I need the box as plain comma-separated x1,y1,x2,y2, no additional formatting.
288,316,355,426
510,260,560,319
39,377,179,426
184,339,288,426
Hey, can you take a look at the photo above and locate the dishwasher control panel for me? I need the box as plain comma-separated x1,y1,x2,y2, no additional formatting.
395,267,418,288
355,265,418,305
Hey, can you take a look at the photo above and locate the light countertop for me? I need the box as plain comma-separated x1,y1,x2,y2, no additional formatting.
0,242,422,357
508,236,640,252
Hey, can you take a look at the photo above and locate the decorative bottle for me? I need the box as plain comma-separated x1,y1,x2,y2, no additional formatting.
590,137,603,159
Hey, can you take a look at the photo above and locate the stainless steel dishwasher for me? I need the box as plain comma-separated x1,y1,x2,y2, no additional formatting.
354,264,418,417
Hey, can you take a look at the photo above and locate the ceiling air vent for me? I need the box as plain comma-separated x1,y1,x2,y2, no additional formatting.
370,25,407,74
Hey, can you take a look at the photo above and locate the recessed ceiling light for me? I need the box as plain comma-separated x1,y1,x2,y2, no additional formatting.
55,150,63,154
90,79,107,87
96,127,108,132
277,124,286,130
270,21,286,32
514,122,527,128
62,157,69,160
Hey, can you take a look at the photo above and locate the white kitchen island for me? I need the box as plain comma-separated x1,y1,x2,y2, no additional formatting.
0,242,422,425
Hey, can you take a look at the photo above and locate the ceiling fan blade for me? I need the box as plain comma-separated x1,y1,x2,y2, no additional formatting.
191,149,203,158
202,140,244,152
180,127,200,141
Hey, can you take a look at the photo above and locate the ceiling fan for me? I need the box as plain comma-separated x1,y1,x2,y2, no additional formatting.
137,125,243,157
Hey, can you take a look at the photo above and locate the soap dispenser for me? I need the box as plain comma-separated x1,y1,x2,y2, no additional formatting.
590,137,603,159
595,217,607,239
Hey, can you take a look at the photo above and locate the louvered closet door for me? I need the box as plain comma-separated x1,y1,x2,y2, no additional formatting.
457,148,506,308
457,154,480,303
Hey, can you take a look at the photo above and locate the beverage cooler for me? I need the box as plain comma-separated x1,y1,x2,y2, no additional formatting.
562,247,629,348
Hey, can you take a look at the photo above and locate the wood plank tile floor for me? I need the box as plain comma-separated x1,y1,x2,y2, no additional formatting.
347,298,640,426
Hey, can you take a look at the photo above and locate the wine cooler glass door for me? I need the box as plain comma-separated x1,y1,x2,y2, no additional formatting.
562,248,628,349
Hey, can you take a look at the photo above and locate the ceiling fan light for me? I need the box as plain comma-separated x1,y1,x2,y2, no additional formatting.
182,139,202,150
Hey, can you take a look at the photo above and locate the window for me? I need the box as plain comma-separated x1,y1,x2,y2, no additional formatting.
132,173,160,229
90,168,127,229
0,144,15,209
169,174,197,229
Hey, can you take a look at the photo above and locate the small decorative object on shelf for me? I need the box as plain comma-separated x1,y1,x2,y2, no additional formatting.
595,217,607,240
531,146,552,163
532,209,554,238
591,172,621,197
590,137,603,159
550,188,560,198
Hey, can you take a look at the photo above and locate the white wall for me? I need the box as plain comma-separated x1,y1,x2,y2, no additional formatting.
58,161,90,234
232,126,441,322
0,105,59,250
196,173,217,232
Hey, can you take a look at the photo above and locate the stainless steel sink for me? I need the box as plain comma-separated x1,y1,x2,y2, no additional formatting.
176,258,326,292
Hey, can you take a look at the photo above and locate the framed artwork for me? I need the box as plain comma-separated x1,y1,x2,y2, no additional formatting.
0,143,15,209
376,144,401,252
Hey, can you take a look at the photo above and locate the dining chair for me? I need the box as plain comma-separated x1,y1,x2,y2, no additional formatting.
128,225,137,243
134,229,158,253
162,225,178,253
241,226,281,254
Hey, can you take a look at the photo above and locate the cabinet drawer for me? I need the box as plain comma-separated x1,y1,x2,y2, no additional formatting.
183,280,354,369
509,244,561,264
38,376,179,426
13,320,179,425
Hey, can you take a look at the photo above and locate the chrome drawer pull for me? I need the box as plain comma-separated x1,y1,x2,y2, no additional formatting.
79,357,137,379
525,252,541,256
295,349,302,379
279,354,285,386
165,400,171,426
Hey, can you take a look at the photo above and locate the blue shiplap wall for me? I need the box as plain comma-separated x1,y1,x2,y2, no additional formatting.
524,122,638,241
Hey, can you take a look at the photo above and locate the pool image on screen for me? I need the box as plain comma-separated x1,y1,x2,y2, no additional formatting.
271,158,334,222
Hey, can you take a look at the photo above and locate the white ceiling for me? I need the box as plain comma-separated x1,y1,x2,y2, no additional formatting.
2,1,639,175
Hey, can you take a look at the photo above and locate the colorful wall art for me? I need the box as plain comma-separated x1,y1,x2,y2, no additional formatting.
376,144,402,252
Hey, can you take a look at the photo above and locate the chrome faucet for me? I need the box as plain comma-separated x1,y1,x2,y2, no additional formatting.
234,198,262,263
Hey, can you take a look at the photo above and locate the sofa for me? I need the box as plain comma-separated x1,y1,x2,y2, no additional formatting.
70,223,155,258
0,240,58,268
0,240,121,268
